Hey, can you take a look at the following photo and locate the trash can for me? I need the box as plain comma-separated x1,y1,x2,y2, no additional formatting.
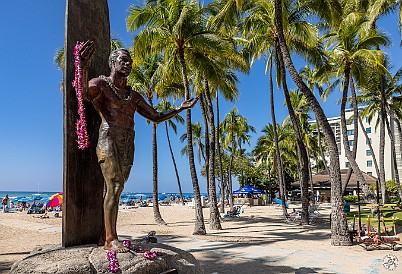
344,202,350,212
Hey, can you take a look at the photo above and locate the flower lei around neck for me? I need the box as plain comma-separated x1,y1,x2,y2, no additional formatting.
106,240,162,273
72,41,90,150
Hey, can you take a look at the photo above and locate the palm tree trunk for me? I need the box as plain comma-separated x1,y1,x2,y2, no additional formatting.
394,117,402,200
343,76,359,194
385,109,402,199
268,55,287,218
216,91,225,213
228,151,234,210
379,76,389,204
358,115,380,180
306,149,315,203
178,48,206,235
316,120,329,174
274,0,351,245
165,122,184,205
277,45,309,222
199,94,210,196
149,97,166,225
204,78,222,230
340,68,370,197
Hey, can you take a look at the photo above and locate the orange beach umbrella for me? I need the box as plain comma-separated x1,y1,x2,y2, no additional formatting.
46,192,63,208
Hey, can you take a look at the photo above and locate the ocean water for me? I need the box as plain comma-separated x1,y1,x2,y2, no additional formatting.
0,191,208,203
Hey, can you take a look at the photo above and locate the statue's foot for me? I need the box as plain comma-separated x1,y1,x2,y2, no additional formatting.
104,240,130,253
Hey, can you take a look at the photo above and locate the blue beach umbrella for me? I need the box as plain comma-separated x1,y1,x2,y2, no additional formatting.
16,197,30,202
233,184,263,195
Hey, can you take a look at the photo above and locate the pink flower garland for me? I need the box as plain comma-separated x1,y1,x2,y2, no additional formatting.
107,251,120,273
106,240,162,273
72,41,90,150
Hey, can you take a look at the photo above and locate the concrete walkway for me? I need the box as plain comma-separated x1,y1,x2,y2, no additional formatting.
156,235,401,274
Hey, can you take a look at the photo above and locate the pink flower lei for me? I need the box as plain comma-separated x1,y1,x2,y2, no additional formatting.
72,41,90,150
106,240,162,272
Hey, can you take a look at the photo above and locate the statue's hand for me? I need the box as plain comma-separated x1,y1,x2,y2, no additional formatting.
79,40,96,69
179,97,199,110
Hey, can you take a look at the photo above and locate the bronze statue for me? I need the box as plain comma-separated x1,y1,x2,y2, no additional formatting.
79,41,197,252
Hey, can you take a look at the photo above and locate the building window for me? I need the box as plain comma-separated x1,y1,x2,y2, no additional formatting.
366,138,371,145
347,119,354,125
367,172,373,176
367,160,373,167
366,117,370,123
347,129,354,135
366,150,372,156
366,127,371,133
348,140,354,147
346,162,350,168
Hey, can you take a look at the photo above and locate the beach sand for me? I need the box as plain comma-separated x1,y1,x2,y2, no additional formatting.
1,202,401,273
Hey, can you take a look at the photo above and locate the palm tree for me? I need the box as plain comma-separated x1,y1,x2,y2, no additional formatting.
221,107,256,210
156,99,186,205
242,0,322,221
299,65,333,174
322,10,389,201
274,0,351,245
180,122,205,164
128,54,167,225
253,123,295,191
267,54,288,218
358,67,402,200
127,0,214,235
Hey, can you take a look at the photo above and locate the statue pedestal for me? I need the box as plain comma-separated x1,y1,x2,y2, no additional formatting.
10,243,203,274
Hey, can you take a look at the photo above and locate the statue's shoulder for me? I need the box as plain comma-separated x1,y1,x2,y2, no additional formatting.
89,75,108,86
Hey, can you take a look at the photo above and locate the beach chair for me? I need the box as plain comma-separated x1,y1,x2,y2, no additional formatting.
222,205,243,219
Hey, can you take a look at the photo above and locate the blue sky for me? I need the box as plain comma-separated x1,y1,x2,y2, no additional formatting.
0,1,401,193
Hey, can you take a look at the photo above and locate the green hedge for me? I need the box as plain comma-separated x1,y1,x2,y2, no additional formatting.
343,195,364,204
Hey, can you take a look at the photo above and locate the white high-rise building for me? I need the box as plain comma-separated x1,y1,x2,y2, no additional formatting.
313,109,395,180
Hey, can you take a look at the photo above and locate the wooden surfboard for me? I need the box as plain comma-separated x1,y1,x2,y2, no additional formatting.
63,0,110,247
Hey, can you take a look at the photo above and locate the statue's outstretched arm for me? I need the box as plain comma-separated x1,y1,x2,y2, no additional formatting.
136,96,198,123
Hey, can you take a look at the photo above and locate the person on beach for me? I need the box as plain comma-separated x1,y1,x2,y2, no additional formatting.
2,194,9,213
79,41,198,252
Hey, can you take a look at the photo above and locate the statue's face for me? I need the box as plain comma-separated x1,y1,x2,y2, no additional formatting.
113,51,133,77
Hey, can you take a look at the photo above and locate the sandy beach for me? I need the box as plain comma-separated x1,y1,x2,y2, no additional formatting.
1,202,401,273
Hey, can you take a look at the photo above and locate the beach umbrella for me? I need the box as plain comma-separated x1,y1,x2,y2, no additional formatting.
47,192,63,208
16,197,30,202
233,184,263,195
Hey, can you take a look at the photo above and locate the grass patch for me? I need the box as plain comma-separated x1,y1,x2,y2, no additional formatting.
346,208,402,234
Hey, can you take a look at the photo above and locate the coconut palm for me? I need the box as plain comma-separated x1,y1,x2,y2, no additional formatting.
253,123,296,184
127,0,223,234
242,0,323,220
205,0,250,216
128,54,167,225
358,67,402,200
274,0,351,245
180,122,205,164
156,99,186,205
321,10,390,201
220,107,256,209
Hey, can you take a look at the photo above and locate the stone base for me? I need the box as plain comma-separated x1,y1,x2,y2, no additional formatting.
10,242,203,274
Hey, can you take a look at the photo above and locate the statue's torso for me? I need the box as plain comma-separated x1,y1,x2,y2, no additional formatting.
89,77,142,130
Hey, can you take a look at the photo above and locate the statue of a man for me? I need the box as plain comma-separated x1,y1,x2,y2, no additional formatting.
79,41,197,252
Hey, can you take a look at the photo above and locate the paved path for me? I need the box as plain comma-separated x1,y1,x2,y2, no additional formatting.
156,235,401,274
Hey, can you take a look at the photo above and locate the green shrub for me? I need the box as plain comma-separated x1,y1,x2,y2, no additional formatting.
369,179,399,197
343,195,363,203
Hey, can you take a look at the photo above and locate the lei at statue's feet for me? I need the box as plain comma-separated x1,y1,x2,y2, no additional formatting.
104,239,130,253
